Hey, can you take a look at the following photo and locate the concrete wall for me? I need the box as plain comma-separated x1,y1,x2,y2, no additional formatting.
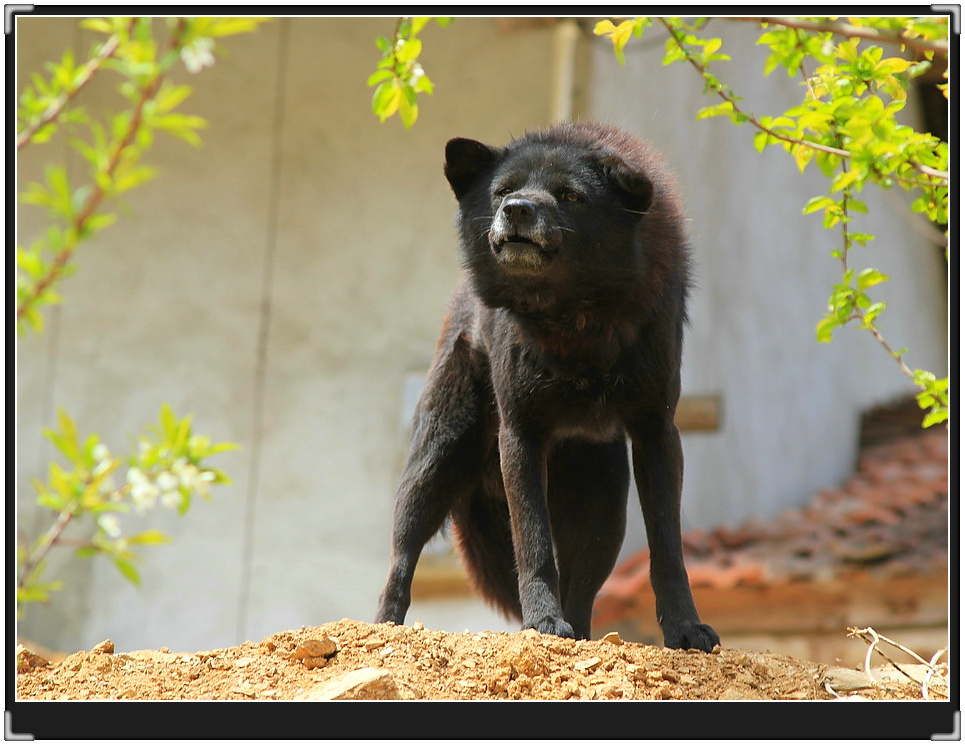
15,17,947,654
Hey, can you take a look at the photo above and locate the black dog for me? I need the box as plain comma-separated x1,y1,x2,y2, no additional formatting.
375,122,719,651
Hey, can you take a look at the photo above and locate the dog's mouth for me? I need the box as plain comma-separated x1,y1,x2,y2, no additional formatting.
491,233,555,274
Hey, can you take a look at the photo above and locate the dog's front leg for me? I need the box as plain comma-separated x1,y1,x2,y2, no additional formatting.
498,425,574,638
629,418,720,652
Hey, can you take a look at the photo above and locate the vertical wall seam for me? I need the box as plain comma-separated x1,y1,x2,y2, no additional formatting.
236,18,289,643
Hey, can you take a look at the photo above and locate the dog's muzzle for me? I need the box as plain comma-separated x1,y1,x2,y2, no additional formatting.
490,197,558,274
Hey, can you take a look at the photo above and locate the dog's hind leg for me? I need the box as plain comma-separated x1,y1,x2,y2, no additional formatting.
547,438,629,640
375,331,488,627
449,475,522,620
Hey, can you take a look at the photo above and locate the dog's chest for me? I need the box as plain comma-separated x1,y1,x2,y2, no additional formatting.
533,369,630,441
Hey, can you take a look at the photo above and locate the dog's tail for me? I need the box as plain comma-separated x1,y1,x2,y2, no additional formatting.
450,492,522,621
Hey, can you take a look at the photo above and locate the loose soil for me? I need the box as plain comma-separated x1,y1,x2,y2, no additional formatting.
16,617,947,702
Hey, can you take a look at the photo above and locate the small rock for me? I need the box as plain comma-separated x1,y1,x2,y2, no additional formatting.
654,682,674,699
661,669,679,684
718,685,765,700
627,664,648,681
289,638,338,669
601,631,622,645
294,667,402,700
413,620,424,631
574,657,602,673
16,645,49,672
289,638,338,660
91,639,114,655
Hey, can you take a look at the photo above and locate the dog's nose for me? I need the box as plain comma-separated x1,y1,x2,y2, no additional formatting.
501,198,536,226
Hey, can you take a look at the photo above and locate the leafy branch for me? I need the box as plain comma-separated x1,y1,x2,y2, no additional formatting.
367,17,452,129
16,27,123,150
18,406,237,614
16,16,266,616
16,16,267,334
595,16,949,428
732,16,949,56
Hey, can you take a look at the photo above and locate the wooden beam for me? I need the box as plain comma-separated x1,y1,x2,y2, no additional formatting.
676,395,721,432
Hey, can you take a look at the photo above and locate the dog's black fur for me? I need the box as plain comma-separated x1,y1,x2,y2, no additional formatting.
375,122,719,651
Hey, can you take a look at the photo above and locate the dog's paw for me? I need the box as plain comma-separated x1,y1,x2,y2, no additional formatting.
525,616,575,639
663,621,720,652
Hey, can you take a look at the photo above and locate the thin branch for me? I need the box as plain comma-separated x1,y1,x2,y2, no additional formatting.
659,19,949,186
731,17,949,56
17,19,187,325
658,18,851,160
849,626,949,699
836,177,923,389
16,33,122,151
16,75,162,324
17,508,75,594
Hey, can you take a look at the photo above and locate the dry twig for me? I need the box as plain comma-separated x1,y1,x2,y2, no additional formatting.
848,626,949,700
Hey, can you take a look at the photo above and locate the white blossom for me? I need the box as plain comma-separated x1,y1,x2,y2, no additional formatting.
156,471,178,492
181,38,215,74
160,490,183,510
97,514,122,539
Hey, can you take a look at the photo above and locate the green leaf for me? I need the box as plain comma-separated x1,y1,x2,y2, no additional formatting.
127,530,171,546
46,409,81,464
831,169,861,193
17,580,65,605
113,164,159,194
200,17,269,38
397,38,422,63
815,316,838,343
856,268,889,291
113,557,141,585
372,82,402,122
399,94,418,130
921,408,948,428
154,83,193,114
803,195,834,215
696,101,734,120
80,18,116,35
159,403,178,439
367,69,394,87
153,113,207,147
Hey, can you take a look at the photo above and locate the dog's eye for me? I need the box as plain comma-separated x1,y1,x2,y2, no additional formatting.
494,186,514,198
561,190,582,203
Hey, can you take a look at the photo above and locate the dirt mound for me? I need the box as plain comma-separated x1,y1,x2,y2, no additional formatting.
16,617,945,703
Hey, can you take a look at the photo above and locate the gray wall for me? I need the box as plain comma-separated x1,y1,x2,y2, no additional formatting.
16,17,947,654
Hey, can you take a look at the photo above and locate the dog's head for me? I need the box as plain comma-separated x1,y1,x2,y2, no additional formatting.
443,126,664,316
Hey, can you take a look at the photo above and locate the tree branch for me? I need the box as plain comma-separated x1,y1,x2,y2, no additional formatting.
16,32,123,151
659,19,950,185
17,20,188,325
731,16,949,56
658,19,851,159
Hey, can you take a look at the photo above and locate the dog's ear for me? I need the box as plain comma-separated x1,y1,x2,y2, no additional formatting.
601,155,654,214
444,138,499,200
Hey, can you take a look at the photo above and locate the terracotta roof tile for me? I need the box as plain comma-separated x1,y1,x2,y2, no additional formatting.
597,430,948,613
